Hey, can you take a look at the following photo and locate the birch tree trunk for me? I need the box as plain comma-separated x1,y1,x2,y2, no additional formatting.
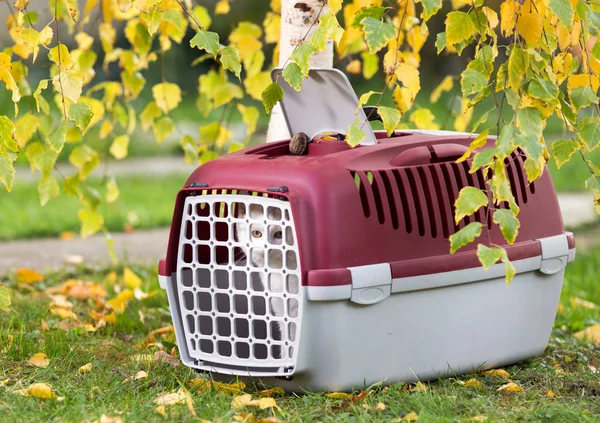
266,0,334,143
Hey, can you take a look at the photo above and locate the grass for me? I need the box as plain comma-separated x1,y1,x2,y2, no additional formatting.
0,242,599,422
0,173,188,241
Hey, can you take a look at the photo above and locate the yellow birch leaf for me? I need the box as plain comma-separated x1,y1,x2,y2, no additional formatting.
430,75,453,103
329,0,343,14
78,363,93,374
570,297,597,309
14,114,39,149
326,392,353,399
568,74,600,92
123,267,142,289
106,289,134,314
574,325,600,344
17,268,44,284
152,82,182,114
109,135,129,160
17,383,57,399
500,0,517,37
411,381,428,392
547,389,558,398
256,397,280,410
27,352,50,368
53,70,84,103
497,382,523,392
410,109,439,130
401,412,419,421
346,60,361,74
481,368,510,378
232,394,253,409
154,388,188,406
215,0,230,14
516,12,543,47
463,378,482,387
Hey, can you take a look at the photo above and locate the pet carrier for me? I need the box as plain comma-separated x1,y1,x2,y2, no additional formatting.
158,69,575,392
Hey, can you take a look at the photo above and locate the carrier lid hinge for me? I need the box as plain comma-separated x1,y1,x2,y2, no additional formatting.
538,234,569,275
348,263,392,305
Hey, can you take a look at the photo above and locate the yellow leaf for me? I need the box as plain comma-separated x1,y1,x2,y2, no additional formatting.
410,109,439,130
401,412,419,421
106,289,134,314
395,63,420,98
326,392,353,399
574,325,600,344
215,0,230,14
53,70,84,103
570,297,597,310
16,268,44,284
232,394,253,409
430,75,453,103
152,82,182,114
376,402,385,410
132,354,154,364
14,113,39,149
263,12,280,44
27,352,50,368
496,382,523,392
78,363,93,374
16,382,57,400
500,0,517,37
257,397,280,410
99,120,113,139
547,389,558,398
41,319,49,331
463,378,482,388
155,405,166,416
14,0,29,11
568,74,600,92
50,306,78,320
516,12,543,47
123,267,142,289
257,387,285,397
329,0,343,14
154,388,188,406
346,60,361,75
482,7,498,30
411,381,428,392
135,370,148,380
481,368,510,378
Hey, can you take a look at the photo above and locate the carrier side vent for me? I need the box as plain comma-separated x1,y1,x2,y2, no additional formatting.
350,151,533,238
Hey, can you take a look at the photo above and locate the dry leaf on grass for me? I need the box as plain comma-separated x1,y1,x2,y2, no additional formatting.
393,411,419,422
15,382,57,399
41,319,49,331
154,388,188,406
28,352,50,368
375,402,385,410
95,415,123,423
124,267,142,289
78,363,93,374
232,394,281,410
132,354,154,364
136,370,148,380
257,387,285,397
187,377,246,395
411,381,428,392
16,268,44,284
154,351,180,367
570,297,597,310
326,392,353,399
481,369,510,379
497,382,523,392
574,325,600,344
106,289,134,314
547,389,558,398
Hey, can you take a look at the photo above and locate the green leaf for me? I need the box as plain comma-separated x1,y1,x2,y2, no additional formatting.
495,124,515,159
141,5,163,36
470,147,496,173
69,145,99,181
346,118,366,147
282,62,303,92
578,121,600,151
110,135,130,160
507,47,528,91
219,46,241,79
38,175,60,206
33,79,50,114
569,86,599,110
47,120,67,153
493,209,520,244
454,186,489,224
14,113,39,149
378,106,401,136
418,0,443,21
291,43,316,76
25,142,57,177
0,154,16,192
549,0,574,30
552,139,581,169
190,30,221,58
357,90,381,111
361,17,396,54
152,82,182,114
261,82,284,115
311,13,344,51
435,32,446,54
476,244,504,270
67,102,93,132
449,222,483,253
445,11,476,47
228,142,244,153
361,51,379,80
78,208,104,238
524,78,559,102
351,6,386,28
516,107,543,138
237,104,259,137
457,130,489,163
152,117,174,144
0,286,10,311
0,116,17,152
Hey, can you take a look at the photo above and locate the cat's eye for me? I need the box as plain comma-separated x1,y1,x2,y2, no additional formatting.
252,230,262,238
273,231,283,239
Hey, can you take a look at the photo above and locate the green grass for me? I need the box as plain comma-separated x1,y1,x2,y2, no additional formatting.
1,243,599,422
0,173,188,241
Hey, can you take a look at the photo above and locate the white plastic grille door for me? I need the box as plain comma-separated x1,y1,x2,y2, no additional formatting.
176,194,303,376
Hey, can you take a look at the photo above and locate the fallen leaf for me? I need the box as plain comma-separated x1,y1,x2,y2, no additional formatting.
17,268,44,284
15,382,57,399
257,387,285,397
154,350,180,367
547,389,558,398
481,368,510,379
154,388,188,406
41,319,49,331
326,392,353,399
256,397,280,410
232,394,253,409
136,370,148,380
557,303,565,313
65,254,84,265
134,288,149,300
462,417,487,422
397,412,419,421
59,231,74,240
464,378,482,388
124,267,142,289
497,382,524,392
132,354,154,364
554,364,565,375
574,325,600,344
570,297,597,310
375,402,386,410
1,378,13,386
54,319,85,332
28,352,50,368
105,271,117,285
145,325,174,344
106,289,134,314
411,381,428,392
155,405,166,416
96,415,123,423
78,363,93,374
188,378,246,395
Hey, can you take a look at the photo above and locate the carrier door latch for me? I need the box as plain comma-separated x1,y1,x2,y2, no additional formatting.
348,263,392,305
538,234,569,275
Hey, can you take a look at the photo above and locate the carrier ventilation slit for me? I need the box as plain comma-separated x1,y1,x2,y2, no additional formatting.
175,194,302,377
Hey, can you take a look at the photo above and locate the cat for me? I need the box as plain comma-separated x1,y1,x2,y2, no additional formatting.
234,202,298,351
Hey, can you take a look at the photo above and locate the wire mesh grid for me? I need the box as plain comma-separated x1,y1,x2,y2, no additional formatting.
176,194,303,376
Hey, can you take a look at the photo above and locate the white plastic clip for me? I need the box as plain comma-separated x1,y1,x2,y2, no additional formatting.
538,234,569,275
349,263,392,305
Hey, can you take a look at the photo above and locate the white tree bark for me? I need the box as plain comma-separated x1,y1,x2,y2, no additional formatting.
266,0,334,143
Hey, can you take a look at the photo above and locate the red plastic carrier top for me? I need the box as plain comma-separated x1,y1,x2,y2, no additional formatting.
160,131,571,287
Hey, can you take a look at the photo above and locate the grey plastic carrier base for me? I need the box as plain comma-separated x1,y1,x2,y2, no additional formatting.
161,239,572,392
